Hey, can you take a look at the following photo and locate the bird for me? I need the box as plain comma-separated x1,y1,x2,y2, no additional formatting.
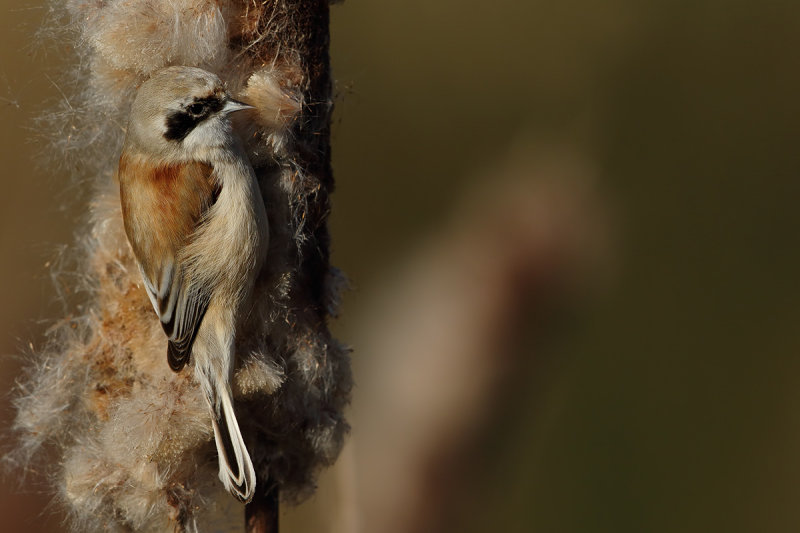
117,65,268,503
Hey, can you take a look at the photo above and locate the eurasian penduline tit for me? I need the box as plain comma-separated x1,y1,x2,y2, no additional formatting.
118,65,268,503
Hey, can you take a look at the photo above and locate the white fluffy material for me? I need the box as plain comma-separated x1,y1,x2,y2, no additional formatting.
10,1,351,531
87,0,228,74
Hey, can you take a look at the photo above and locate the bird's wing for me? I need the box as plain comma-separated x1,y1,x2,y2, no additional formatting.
119,156,221,371
147,259,212,372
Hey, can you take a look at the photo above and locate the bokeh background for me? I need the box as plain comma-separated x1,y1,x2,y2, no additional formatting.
3,1,800,532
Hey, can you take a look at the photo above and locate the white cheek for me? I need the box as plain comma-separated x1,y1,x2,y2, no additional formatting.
183,118,230,156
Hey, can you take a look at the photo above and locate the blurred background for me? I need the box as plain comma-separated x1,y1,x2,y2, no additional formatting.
3,1,800,532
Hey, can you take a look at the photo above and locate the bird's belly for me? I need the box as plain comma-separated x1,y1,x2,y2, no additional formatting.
180,172,267,311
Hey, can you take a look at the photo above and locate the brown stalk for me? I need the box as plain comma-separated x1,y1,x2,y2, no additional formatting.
239,1,334,531
245,486,279,533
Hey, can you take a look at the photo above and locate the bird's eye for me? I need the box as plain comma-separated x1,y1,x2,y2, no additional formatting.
187,102,206,116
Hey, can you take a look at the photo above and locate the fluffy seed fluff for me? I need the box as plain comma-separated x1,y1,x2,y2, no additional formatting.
8,1,351,531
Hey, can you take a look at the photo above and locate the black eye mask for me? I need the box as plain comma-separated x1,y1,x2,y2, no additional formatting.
164,95,225,142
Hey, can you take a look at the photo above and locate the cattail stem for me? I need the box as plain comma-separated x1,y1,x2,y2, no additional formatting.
245,485,280,533
239,3,335,530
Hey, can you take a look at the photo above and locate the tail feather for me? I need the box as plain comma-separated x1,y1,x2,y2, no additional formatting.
210,388,256,503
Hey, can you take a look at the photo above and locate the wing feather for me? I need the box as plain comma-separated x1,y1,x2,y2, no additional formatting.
165,281,211,371
119,155,220,371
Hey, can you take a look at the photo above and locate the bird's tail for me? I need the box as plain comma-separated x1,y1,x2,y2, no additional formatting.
209,386,256,503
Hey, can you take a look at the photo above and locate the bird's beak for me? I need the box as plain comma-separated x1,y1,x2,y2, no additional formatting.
222,98,254,114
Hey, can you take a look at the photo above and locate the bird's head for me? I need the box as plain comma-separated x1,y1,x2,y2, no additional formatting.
126,66,252,162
